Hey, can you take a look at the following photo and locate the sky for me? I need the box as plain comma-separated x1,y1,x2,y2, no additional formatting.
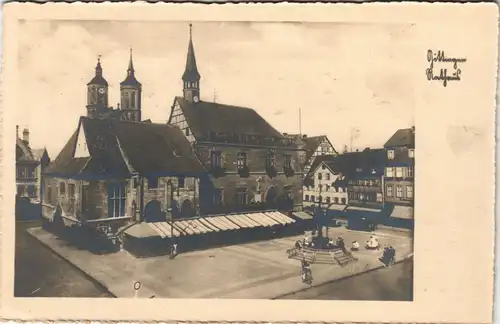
17,20,415,158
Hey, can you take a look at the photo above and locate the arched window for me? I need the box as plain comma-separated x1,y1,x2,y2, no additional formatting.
131,92,136,108
91,88,97,103
123,92,130,109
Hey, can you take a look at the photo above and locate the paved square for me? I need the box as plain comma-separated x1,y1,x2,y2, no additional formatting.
28,227,412,299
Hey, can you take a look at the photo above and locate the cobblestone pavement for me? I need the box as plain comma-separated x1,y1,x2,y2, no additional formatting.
27,226,413,299
15,221,113,298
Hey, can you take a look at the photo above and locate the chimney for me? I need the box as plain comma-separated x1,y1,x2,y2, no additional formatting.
22,128,29,144
411,126,415,133
283,132,288,136
16,125,19,138
302,135,307,140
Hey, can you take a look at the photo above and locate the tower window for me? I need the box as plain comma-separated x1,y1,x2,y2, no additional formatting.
123,92,130,109
131,92,136,108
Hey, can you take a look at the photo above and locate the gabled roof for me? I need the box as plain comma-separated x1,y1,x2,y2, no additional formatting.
173,96,284,143
32,148,49,161
45,117,205,178
16,137,47,163
342,149,387,179
384,127,415,148
16,137,34,162
303,135,337,162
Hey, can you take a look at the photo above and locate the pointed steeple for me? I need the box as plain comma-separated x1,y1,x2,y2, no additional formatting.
182,23,201,82
127,48,135,75
121,48,141,87
88,55,108,86
96,55,103,76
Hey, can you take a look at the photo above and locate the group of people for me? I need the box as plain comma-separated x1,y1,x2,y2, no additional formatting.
379,246,396,267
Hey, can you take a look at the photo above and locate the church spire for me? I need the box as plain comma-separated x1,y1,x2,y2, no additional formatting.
182,23,201,103
96,55,103,76
127,48,135,75
120,48,141,87
182,23,201,82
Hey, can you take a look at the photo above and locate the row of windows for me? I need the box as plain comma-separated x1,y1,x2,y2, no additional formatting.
211,151,293,170
348,192,383,202
386,184,413,199
304,195,346,204
317,172,331,180
387,149,415,160
304,185,346,193
347,179,381,186
17,185,36,198
213,188,293,206
385,166,414,178
122,91,138,109
17,166,36,179
184,81,199,89
147,177,185,190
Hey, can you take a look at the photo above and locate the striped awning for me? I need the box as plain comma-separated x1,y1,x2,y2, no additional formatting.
143,211,296,238
346,206,383,213
147,221,183,238
328,204,347,211
292,211,314,220
125,222,160,238
389,205,414,219
262,211,296,225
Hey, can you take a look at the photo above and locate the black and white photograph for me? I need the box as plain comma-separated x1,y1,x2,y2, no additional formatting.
1,3,496,323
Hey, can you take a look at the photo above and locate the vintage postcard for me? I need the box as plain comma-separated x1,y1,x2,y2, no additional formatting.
0,2,497,323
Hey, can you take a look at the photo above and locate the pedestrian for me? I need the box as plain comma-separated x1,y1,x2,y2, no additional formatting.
351,240,360,251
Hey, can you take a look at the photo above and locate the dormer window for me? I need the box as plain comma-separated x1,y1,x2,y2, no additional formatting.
237,152,249,178
284,154,294,177
266,153,275,168
211,151,223,169
237,152,248,169
265,152,277,178
284,155,292,169
387,150,395,159
409,149,415,158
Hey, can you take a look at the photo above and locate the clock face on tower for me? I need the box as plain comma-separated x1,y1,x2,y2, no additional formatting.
98,88,105,94
193,96,199,103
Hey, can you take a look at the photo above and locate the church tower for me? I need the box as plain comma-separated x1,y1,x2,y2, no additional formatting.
86,56,109,118
182,23,201,103
120,49,142,122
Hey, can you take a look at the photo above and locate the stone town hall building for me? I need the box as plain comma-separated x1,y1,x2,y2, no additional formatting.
167,25,306,215
42,24,307,249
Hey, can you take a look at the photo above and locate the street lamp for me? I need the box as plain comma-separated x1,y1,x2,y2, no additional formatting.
166,179,175,255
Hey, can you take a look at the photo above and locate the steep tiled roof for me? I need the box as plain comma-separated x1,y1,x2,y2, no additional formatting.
304,149,386,185
303,135,337,162
342,149,387,179
174,96,283,142
384,128,415,148
31,148,49,161
16,137,34,162
45,117,205,178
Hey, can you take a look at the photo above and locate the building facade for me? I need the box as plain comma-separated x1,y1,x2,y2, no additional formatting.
302,135,337,176
16,126,50,202
42,117,205,236
86,50,142,122
303,157,348,212
383,127,415,220
345,149,386,209
167,24,307,216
